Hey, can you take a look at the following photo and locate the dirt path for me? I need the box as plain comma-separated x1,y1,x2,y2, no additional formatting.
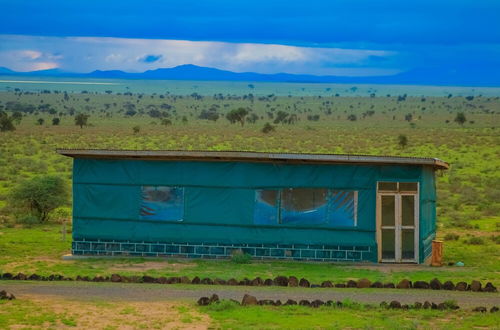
2,281,499,308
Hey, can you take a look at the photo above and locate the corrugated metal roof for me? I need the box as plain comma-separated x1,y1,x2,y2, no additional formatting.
56,149,449,169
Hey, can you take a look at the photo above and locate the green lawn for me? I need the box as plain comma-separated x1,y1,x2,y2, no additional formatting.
1,295,498,329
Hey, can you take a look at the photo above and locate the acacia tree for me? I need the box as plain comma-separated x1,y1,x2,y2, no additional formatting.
75,113,89,128
10,175,69,222
11,111,23,125
0,112,15,132
226,107,249,126
454,112,466,126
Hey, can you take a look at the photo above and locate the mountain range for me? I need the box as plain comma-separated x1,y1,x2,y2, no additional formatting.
0,64,498,86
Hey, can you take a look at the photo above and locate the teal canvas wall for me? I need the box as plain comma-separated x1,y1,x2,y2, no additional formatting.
71,158,437,263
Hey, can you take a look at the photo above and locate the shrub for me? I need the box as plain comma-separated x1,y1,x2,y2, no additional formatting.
50,207,72,223
444,233,460,241
442,300,459,309
261,122,275,134
465,237,485,245
489,235,500,244
398,134,408,149
226,108,249,126
454,112,466,125
206,299,239,311
161,119,172,126
18,215,39,227
75,113,89,128
0,114,15,132
231,249,252,264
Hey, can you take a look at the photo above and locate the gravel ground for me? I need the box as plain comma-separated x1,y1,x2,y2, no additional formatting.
1,281,499,308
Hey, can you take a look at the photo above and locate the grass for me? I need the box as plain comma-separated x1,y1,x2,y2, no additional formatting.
1,293,498,329
0,299,77,328
0,223,498,283
0,86,499,328
0,296,208,329
200,301,500,329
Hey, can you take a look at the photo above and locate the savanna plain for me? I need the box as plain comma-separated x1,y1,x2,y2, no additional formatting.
0,81,499,329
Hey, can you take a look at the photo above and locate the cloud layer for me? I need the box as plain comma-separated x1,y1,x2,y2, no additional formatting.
0,35,400,76
1,1,499,45
0,1,498,80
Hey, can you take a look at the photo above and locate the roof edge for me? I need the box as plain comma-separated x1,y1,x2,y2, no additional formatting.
56,149,450,170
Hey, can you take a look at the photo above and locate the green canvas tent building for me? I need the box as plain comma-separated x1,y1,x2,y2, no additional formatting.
58,149,449,264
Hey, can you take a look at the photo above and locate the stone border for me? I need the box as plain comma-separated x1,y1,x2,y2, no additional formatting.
0,290,15,300
197,293,499,313
0,272,497,293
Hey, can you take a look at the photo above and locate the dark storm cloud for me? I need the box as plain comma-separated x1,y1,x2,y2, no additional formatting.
139,54,163,63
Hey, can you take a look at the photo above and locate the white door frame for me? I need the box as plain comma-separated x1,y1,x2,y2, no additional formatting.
376,182,419,263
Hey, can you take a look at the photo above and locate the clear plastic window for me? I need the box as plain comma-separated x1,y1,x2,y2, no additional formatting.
254,188,357,227
140,186,184,221
254,189,279,225
281,188,328,225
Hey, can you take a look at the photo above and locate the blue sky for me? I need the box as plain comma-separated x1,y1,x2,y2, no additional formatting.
0,0,499,78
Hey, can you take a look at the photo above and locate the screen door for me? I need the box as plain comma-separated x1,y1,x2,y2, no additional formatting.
377,182,419,263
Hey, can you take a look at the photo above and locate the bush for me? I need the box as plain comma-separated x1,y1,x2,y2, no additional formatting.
261,122,275,134
442,300,459,309
444,233,460,241
75,113,89,128
18,215,39,227
226,108,249,126
465,237,485,245
398,134,408,148
231,249,252,264
0,114,16,132
161,119,172,126
455,112,466,125
206,299,239,311
50,207,72,223
489,235,500,244
0,215,16,228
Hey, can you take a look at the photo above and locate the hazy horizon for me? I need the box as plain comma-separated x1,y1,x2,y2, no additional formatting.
1,1,499,85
